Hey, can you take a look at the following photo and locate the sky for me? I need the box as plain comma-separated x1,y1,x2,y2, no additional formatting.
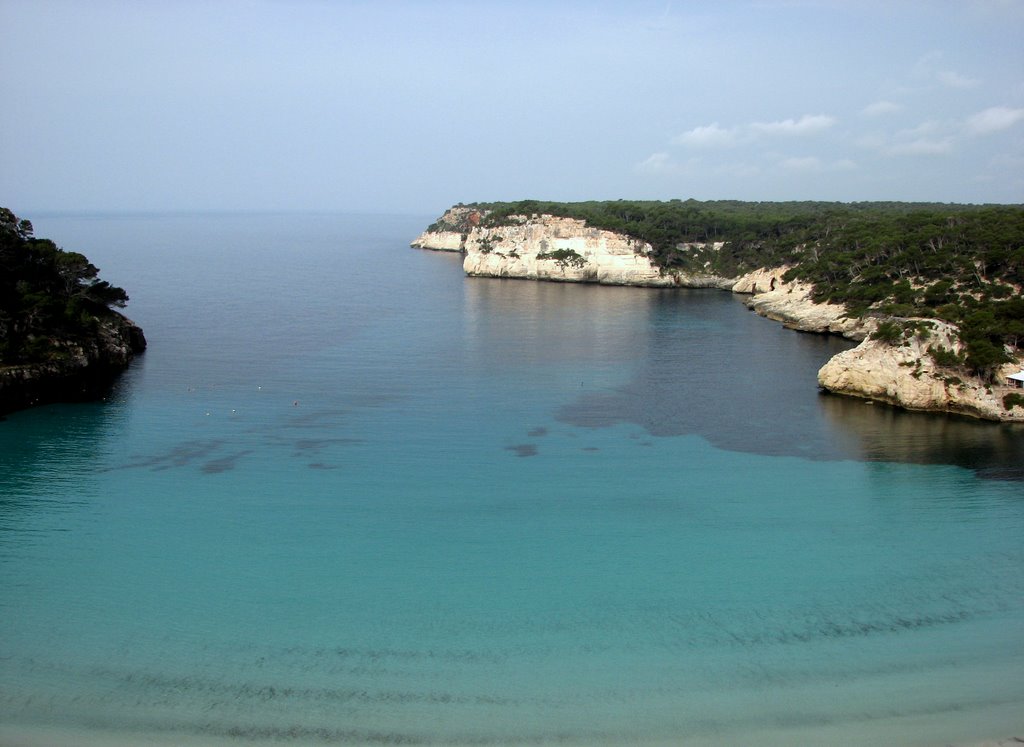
1,0,1023,214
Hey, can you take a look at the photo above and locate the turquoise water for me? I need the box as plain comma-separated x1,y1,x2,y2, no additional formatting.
1,213,1022,746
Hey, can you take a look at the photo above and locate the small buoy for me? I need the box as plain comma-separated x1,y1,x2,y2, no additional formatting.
293,400,299,406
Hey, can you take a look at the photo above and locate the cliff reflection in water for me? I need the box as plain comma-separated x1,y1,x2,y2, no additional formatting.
0,367,138,534
537,284,1024,479
463,276,656,374
554,287,852,458
820,393,1024,480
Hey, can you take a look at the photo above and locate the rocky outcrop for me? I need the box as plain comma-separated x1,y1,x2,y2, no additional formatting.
410,206,480,253
0,314,146,416
817,320,1024,422
730,271,1022,421
413,212,862,334
412,207,734,288
414,207,1024,422
462,215,676,286
734,269,871,339
410,227,466,252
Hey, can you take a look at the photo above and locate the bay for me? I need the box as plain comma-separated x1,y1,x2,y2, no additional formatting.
1,212,1022,746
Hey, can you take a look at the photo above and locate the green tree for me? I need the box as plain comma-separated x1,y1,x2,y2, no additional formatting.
1,207,132,364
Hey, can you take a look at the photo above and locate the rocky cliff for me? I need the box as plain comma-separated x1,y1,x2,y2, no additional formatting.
0,207,147,416
737,270,1023,421
0,313,146,416
733,268,871,339
818,320,1024,422
413,206,1024,423
412,207,733,288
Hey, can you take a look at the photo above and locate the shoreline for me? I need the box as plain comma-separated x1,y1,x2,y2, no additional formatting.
0,314,146,417
2,722,1021,747
412,208,1024,423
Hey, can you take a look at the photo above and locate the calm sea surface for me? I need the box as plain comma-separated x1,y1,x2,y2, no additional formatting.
1,212,1022,746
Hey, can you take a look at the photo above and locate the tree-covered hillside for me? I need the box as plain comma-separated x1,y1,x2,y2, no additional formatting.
469,199,1024,376
1,207,134,364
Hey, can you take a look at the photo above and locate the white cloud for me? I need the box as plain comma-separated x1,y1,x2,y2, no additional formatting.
966,106,1024,134
672,123,739,148
938,70,981,89
861,100,902,117
908,53,981,91
750,114,836,136
673,114,836,148
857,120,957,157
636,152,676,173
900,120,943,138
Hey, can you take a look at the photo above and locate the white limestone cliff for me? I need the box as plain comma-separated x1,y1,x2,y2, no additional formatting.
410,230,465,252
411,207,733,288
413,207,1024,422
733,268,871,339
410,206,479,253
817,320,1024,422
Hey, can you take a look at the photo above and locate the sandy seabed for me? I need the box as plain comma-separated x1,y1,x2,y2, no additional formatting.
1,725,1022,747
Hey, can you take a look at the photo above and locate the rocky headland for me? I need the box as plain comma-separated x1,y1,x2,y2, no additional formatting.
412,206,735,289
0,208,146,416
413,205,1024,423
817,320,1024,422
0,314,146,415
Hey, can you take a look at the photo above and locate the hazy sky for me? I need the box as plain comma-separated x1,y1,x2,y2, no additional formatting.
2,0,1023,214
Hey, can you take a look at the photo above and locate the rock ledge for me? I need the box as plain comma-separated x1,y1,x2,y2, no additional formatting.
0,314,146,416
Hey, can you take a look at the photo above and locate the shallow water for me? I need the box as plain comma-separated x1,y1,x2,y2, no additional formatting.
1,212,1022,745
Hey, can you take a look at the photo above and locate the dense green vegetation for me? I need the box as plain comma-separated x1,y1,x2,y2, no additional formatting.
1,207,130,364
466,199,1024,378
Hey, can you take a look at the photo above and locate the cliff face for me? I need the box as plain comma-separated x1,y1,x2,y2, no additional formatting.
414,207,1024,422
410,206,479,253
732,268,871,339
0,207,148,416
412,207,734,289
818,321,1024,422
0,313,146,416
410,227,465,252
738,270,1023,422
413,211,861,324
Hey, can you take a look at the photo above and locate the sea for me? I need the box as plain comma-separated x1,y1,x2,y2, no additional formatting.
1,212,1022,747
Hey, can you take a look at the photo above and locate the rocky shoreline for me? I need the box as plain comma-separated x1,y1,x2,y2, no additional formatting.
0,313,146,416
413,207,1024,423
